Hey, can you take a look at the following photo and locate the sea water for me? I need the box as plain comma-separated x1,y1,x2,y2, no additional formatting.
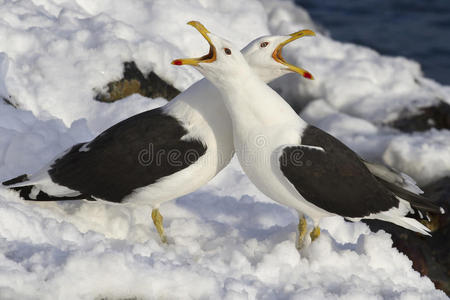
297,0,450,85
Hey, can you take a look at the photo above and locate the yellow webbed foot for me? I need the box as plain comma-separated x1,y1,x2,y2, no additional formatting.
310,226,320,242
151,208,167,243
296,216,308,250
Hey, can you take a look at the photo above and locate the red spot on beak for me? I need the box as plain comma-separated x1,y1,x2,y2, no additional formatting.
172,60,183,65
303,72,312,79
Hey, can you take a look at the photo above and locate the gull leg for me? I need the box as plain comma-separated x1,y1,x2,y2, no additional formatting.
296,215,308,249
151,208,167,243
310,226,321,242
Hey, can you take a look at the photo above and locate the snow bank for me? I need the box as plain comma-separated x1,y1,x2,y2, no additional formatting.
383,130,450,185
0,0,268,131
0,189,446,299
0,0,449,298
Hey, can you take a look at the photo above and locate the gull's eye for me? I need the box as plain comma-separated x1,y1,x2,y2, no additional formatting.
260,42,269,48
224,48,232,55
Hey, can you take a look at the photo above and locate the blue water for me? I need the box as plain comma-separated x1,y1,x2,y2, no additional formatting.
296,0,450,85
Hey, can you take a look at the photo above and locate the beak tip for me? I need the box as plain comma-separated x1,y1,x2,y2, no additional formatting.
303,71,314,80
172,59,183,66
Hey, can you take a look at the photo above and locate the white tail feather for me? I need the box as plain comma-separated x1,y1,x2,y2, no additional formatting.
378,214,431,236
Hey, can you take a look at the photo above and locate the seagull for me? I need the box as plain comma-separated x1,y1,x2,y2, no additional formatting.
172,21,445,248
2,26,315,243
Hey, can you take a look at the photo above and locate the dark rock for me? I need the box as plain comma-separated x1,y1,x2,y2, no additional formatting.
364,177,450,296
389,100,450,132
95,61,180,102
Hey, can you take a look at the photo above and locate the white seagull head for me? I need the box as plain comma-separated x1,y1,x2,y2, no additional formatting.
242,30,315,82
172,21,247,83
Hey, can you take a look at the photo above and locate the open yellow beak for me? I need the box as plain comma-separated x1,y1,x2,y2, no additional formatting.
171,21,216,66
272,29,315,80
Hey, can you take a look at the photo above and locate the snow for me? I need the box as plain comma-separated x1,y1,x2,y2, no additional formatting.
383,130,450,186
0,189,445,299
0,0,449,299
0,0,268,131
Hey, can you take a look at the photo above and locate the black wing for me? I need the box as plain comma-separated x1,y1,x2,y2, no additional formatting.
48,108,207,202
376,177,443,215
279,125,398,218
357,154,442,215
